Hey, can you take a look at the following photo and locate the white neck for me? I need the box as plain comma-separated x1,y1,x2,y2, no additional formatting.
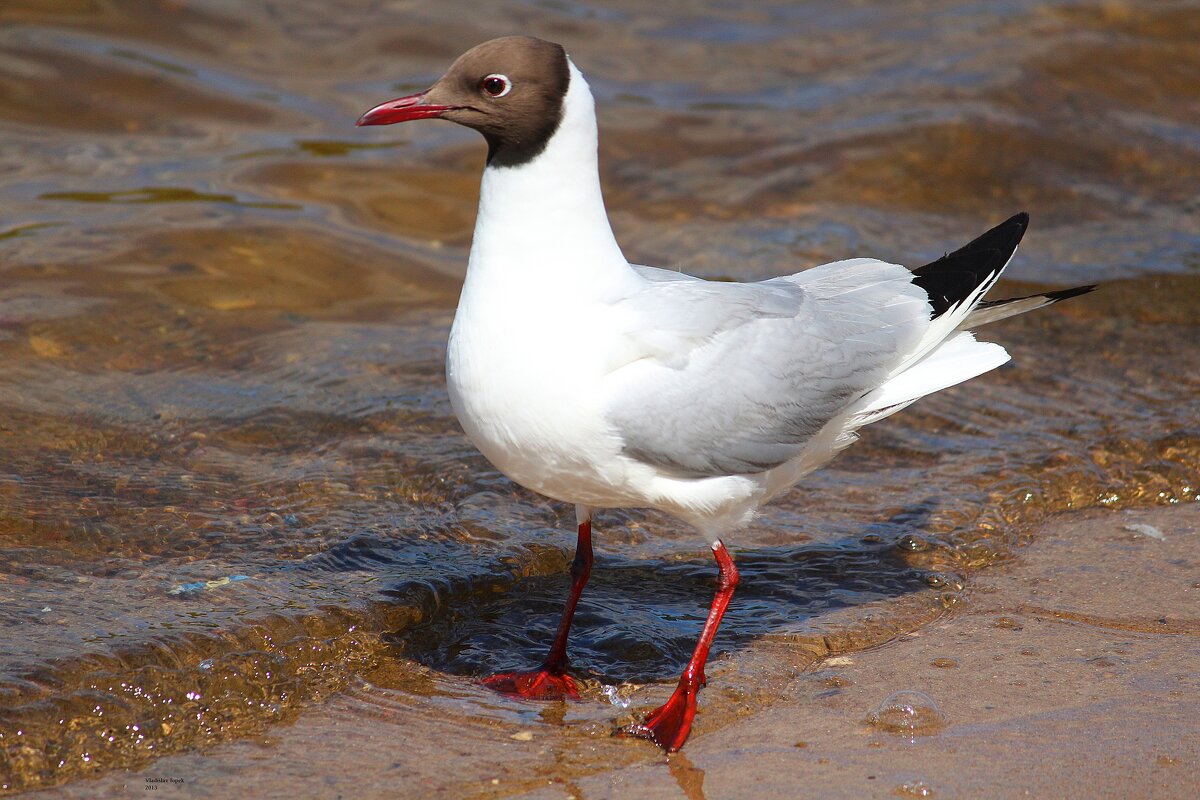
467,61,633,298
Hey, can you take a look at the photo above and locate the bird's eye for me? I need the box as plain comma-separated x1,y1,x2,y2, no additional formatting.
481,74,512,98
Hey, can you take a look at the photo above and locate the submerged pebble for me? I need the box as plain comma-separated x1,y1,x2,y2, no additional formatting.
167,575,251,596
895,779,935,797
1123,523,1167,540
865,691,947,736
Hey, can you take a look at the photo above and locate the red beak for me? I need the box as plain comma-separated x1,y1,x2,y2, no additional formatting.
355,92,454,126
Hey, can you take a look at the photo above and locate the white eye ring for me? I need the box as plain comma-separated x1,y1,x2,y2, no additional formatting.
482,73,512,98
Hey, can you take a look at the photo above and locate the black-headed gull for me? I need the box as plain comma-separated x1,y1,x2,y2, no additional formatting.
357,36,1093,752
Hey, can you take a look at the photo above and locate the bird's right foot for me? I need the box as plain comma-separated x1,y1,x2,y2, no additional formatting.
618,676,700,752
481,666,579,700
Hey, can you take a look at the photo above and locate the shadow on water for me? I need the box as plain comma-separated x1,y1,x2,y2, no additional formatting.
388,503,938,686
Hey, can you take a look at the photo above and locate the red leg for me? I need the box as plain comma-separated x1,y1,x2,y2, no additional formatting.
481,515,593,700
621,540,739,752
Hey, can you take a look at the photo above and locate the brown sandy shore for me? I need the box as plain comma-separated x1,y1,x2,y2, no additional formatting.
31,504,1197,799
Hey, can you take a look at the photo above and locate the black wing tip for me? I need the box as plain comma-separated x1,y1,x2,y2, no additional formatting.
1043,284,1097,303
914,212,1030,276
966,211,1030,255
911,212,1031,318
1005,211,1029,243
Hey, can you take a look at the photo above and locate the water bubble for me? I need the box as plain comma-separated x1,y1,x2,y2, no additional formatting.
924,572,962,591
865,691,946,737
897,534,929,552
601,683,632,708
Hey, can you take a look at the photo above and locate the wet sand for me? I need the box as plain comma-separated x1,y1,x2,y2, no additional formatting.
31,505,1197,799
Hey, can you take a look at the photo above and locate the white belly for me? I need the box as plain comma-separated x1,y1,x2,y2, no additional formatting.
445,294,635,508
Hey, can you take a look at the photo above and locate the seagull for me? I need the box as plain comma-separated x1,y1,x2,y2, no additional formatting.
356,35,1094,752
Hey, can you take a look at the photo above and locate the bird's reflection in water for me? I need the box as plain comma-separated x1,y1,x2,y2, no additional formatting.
668,751,708,800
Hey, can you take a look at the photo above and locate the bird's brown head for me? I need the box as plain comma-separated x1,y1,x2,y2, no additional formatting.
356,36,570,168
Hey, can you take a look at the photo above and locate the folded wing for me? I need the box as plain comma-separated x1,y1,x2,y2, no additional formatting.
603,259,930,477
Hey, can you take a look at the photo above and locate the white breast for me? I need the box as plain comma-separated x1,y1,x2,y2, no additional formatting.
445,60,645,507
445,288,620,503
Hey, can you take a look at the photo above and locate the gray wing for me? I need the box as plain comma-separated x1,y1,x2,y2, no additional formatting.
603,260,932,478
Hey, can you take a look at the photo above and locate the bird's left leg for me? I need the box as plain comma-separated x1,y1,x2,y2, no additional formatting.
481,506,594,700
620,539,739,751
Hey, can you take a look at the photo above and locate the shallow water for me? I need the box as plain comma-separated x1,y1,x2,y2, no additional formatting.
1,0,1198,794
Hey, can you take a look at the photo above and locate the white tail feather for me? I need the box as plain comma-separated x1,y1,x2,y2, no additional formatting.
850,331,1010,426
883,245,1016,380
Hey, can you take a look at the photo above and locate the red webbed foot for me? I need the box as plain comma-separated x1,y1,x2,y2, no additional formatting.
481,666,580,700
619,677,700,752
481,516,593,702
619,540,739,752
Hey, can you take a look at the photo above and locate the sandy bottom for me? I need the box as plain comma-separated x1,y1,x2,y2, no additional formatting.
36,504,1197,799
